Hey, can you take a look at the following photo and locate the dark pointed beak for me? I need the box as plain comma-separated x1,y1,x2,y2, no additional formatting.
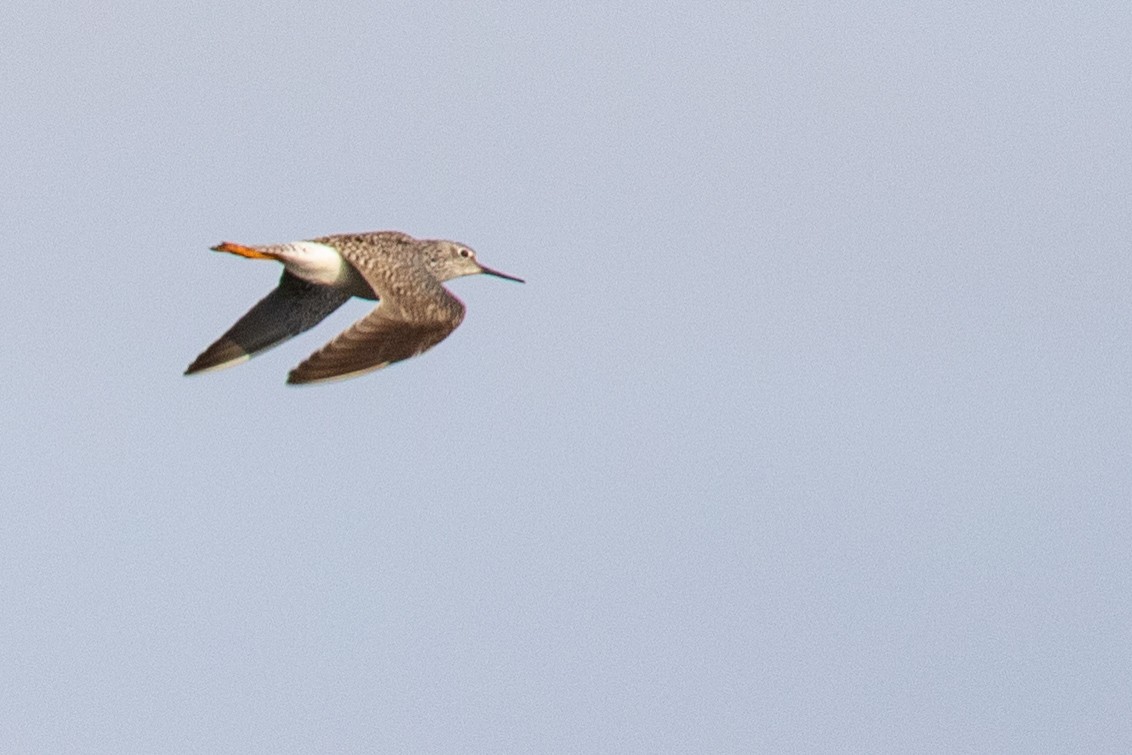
479,265,525,283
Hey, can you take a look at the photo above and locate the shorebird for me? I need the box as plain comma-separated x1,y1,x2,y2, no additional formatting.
185,231,523,384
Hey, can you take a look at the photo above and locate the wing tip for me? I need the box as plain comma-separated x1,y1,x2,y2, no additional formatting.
286,361,393,385
184,342,252,376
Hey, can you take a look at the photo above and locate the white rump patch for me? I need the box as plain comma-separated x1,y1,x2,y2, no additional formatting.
278,241,351,287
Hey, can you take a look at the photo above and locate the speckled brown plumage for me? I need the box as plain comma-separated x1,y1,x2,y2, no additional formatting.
185,231,523,385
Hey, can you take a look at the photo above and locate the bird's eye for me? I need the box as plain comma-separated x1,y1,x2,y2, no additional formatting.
459,248,472,258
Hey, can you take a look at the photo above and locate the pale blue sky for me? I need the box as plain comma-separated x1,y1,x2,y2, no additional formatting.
2,2,1130,752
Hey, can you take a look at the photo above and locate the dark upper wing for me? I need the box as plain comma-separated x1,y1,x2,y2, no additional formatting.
286,303,464,384
185,271,352,375
286,242,468,384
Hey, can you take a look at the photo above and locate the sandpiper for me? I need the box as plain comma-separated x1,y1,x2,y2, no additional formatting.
185,231,523,384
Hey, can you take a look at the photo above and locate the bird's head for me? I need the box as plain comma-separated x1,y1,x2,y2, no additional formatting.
428,240,525,284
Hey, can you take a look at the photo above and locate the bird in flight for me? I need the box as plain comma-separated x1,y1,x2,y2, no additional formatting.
185,231,523,384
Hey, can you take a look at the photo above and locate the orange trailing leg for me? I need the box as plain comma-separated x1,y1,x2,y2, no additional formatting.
211,241,277,260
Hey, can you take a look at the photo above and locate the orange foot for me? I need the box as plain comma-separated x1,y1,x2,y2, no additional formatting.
211,241,276,260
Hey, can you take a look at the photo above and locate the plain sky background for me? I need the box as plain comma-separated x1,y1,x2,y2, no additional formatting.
2,2,1129,752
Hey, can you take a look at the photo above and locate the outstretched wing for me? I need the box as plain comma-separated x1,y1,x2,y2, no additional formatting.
286,303,463,384
286,249,466,384
185,271,352,375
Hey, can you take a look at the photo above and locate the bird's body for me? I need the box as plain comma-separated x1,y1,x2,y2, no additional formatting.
185,231,523,384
